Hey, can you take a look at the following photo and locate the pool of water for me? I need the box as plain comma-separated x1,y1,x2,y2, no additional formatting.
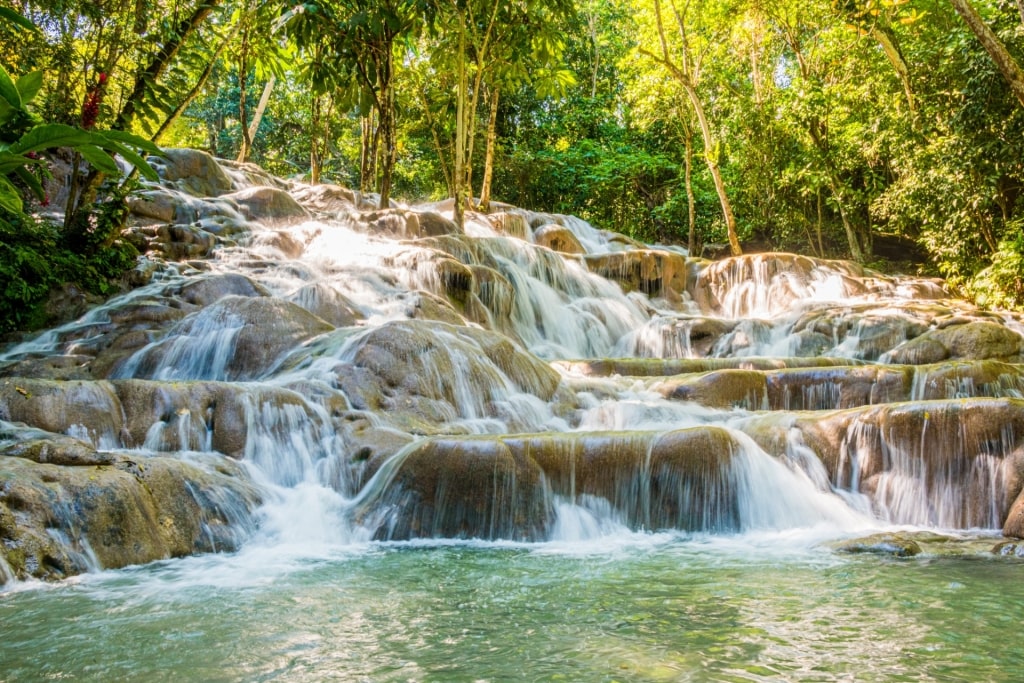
2,531,1020,682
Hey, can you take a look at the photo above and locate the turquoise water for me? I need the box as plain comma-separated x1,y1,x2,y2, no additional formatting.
2,533,1021,682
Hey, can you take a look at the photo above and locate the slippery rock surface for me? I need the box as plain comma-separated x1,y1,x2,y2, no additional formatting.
0,422,259,582
10,148,1024,583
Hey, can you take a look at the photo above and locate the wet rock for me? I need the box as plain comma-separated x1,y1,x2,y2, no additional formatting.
148,148,235,197
127,189,179,222
334,320,561,428
585,249,689,300
175,273,269,307
534,224,585,255
149,224,219,260
488,212,531,240
290,183,360,214
0,445,259,582
658,369,767,409
993,541,1024,557
223,186,311,224
124,296,333,381
887,321,1024,364
0,379,124,445
358,437,550,541
416,211,460,237
287,283,363,328
831,533,922,557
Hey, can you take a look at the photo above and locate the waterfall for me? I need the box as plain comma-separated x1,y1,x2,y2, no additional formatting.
4,149,1024,584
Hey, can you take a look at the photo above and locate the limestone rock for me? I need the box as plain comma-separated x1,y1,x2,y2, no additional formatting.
149,148,236,197
223,186,311,224
585,249,689,300
831,533,922,557
534,224,585,255
0,443,259,583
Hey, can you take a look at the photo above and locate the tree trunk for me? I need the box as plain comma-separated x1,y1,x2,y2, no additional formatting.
236,23,252,163
310,94,323,185
359,114,374,192
238,76,275,162
685,84,741,256
152,22,238,143
683,126,696,256
453,16,468,231
949,0,1024,109
479,86,500,213
870,26,916,116
650,0,741,256
377,54,396,209
114,0,220,131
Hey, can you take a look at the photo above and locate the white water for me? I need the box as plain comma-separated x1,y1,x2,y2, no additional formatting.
5,157,1023,593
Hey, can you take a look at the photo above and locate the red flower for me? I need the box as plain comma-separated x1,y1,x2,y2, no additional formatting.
81,72,107,129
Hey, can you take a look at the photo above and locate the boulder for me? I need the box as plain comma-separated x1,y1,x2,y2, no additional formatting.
534,224,586,255
222,186,311,224
0,438,259,583
148,148,235,197
585,249,689,300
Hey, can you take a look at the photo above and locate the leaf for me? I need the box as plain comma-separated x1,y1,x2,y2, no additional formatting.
8,124,95,154
96,129,162,156
75,144,121,175
15,71,43,105
13,165,44,201
0,152,42,175
0,63,22,110
0,175,23,213
96,137,159,181
0,7,36,32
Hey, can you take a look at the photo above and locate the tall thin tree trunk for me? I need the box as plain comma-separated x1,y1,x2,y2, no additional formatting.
650,0,741,256
949,0,1024,109
115,0,220,131
310,94,323,185
683,126,696,256
454,16,468,231
479,86,500,213
870,27,916,116
238,76,275,162
152,23,238,143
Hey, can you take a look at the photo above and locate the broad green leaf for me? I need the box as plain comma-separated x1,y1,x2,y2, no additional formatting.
15,71,43,105
0,63,22,110
13,165,44,200
97,138,159,181
9,124,94,154
75,144,121,175
0,97,14,126
0,175,23,213
0,7,36,32
0,152,42,175
96,129,162,156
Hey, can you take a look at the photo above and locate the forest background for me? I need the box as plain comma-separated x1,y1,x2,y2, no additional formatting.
3,0,1024,331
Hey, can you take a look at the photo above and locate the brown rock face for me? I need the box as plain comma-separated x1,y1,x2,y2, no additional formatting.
122,296,333,381
534,224,586,255
585,249,690,300
149,148,236,197
223,186,311,224
0,430,259,582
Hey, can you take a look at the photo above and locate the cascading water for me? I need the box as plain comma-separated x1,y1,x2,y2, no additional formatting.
6,149,1024,680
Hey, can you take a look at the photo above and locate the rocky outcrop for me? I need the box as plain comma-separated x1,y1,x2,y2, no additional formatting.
534,224,586,255
0,423,259,582
585,249,690,300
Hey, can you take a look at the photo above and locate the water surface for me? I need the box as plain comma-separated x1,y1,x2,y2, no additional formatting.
2,533,1019,682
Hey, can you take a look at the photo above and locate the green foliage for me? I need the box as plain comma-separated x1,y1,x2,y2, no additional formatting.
0,209,137,333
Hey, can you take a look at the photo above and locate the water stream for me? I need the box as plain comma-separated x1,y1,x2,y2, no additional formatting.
2,149,1023,679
